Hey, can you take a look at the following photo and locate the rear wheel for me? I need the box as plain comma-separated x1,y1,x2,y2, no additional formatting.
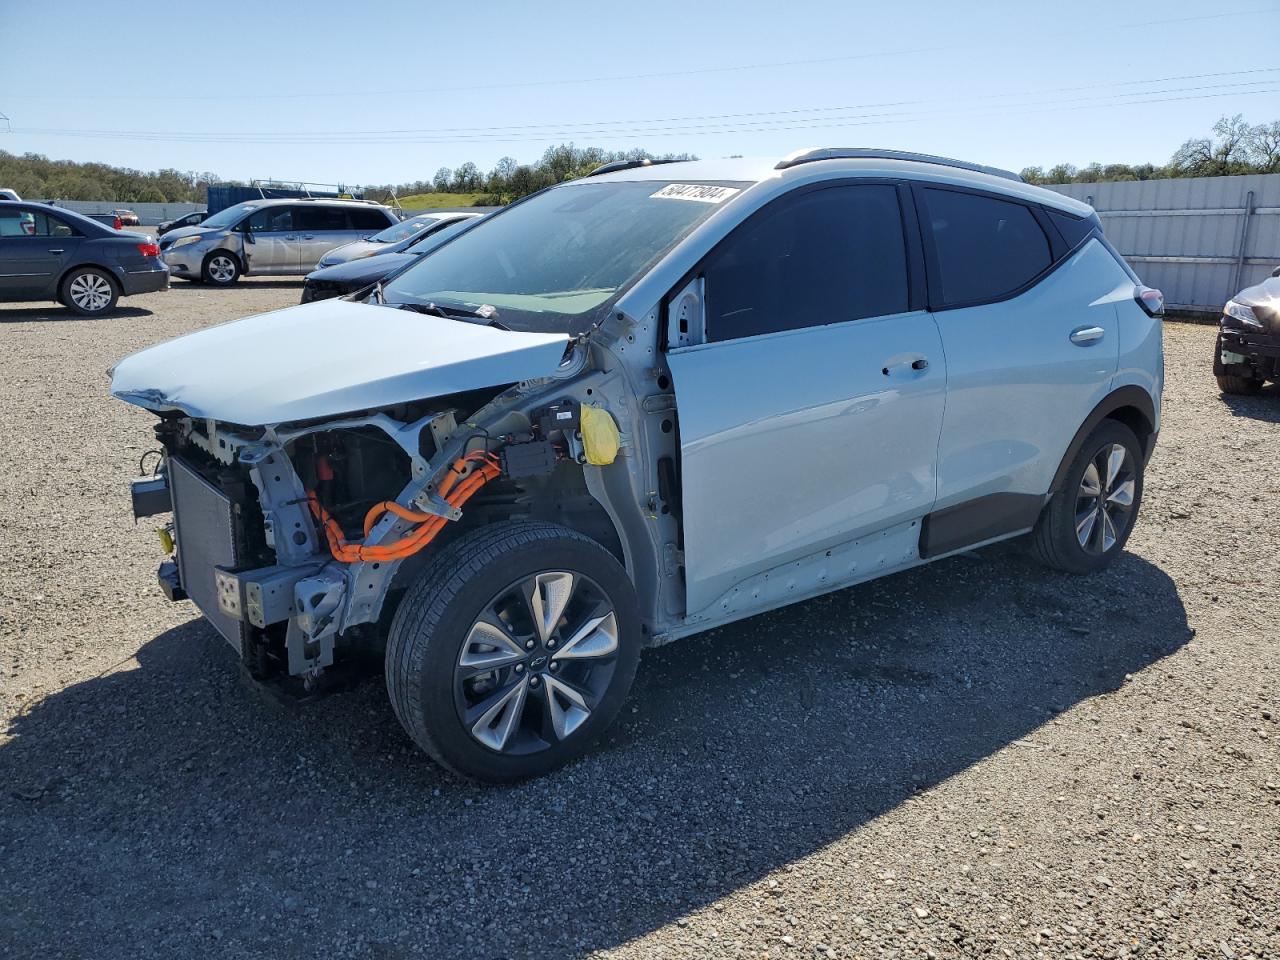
1032,420,1144,574
60,267,119,316
386,521,641,782
202,251,241,286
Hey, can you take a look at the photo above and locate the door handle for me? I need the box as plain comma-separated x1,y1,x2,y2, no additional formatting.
1070,325,1105,345
301,234,315,239
47,248,64,254
882,355,930,376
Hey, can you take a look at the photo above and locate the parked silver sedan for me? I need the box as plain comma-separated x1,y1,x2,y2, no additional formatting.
316,211,484,269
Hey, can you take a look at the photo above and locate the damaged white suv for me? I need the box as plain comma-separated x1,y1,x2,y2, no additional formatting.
111,150,1164,781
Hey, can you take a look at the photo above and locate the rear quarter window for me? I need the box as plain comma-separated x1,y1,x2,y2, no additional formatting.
919,187,1052,307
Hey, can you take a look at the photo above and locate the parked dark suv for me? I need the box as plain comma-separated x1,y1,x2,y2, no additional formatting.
1214,266,1280,395
0,201,168,315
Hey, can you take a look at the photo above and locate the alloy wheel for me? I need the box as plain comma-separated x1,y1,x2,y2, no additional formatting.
208,255,237,283
454,571,620,755
68,273,113,312
1074,442,1136,555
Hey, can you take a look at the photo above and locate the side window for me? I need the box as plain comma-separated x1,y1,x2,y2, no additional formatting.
920,188,1051,306
0,208,35,237
37,213,77,237
701,184,909,343
0,209,77,237
294,205,348,231
348,207,393,230
247,207,293,232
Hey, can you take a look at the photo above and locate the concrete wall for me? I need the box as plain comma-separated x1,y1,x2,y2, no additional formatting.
31,199,206,226
1045,174,1280,314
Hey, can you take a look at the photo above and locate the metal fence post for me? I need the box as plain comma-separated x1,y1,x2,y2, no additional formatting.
1232,190,1255,295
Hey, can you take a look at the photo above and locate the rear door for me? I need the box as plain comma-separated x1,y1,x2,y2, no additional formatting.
0,207,82,298
666,182,946,614
917,185,1123,531
294,204,359,270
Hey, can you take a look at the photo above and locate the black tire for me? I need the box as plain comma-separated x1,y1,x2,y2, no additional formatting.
201,250,242,286
386,520,642,782
1032,419,1145,574
1216,373,1261,396
59,267,119,316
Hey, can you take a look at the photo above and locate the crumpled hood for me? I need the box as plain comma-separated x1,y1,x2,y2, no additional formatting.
1234,275,1280,330
110,298,571,425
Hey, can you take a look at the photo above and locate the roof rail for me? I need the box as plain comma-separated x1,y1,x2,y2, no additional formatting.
587,157,687,177
775,148,1023,183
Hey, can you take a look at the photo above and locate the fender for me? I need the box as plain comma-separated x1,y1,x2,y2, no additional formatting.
1048,385,1157,494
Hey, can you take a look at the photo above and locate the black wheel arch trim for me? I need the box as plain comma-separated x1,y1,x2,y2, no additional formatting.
1049,386,1156,494
56,261,123,295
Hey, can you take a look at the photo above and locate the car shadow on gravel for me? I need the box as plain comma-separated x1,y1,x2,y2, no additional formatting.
0,547,1189,958
170,279,304,290
1219,387,1280,420
0,305,154,323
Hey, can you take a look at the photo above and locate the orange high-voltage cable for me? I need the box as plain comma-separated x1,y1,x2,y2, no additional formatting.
307,451,501,564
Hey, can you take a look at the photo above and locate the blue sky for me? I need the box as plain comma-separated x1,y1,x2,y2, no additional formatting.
1,0,1277,186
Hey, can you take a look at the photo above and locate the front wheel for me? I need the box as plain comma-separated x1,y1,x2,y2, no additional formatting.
202,251,241,286
60,267,119,316
1216,373,1261,396
1032,420,1144,574
386,521,642,782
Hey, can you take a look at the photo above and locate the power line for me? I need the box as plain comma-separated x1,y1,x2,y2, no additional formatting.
2,7,1274,103
10,81,1278,146
11,70,1280,141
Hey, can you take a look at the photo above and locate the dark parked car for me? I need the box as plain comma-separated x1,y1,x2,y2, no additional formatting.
300,214,483,303
157,210,208,236
1214,265,1280,395
0,201,168,315
113,209,141,226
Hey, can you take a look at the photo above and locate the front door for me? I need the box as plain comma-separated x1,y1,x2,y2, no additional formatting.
243,206,300,274
0,207,81,298
666,183,947,615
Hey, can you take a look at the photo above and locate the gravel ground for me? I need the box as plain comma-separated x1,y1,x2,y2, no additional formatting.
1,283,1277,960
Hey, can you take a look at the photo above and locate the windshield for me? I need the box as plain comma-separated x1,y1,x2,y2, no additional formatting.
200,202,258,230
381,180,744,335
371,214,449,244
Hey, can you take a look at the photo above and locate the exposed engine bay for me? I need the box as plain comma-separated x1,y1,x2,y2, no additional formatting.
137,373,636,692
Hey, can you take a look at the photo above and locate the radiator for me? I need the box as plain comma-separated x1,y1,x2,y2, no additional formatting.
168,456,247,654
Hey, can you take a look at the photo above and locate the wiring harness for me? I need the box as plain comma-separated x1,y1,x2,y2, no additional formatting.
306,451,502,564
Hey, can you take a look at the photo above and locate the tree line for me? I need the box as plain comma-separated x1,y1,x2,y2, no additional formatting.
3,115,1277,205
0,150,228,203
1020,115,1280,185
361,144,698,205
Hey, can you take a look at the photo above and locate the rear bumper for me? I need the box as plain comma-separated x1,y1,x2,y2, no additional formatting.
121,264,170,296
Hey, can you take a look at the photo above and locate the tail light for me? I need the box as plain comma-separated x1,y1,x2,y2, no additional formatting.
1135,285,1164,318
137,242,161,258
113,216,122,230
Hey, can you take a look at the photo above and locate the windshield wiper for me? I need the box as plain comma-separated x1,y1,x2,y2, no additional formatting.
386,300,509,330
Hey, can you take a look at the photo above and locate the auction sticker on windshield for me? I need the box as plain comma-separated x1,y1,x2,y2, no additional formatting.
651,184,740,203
